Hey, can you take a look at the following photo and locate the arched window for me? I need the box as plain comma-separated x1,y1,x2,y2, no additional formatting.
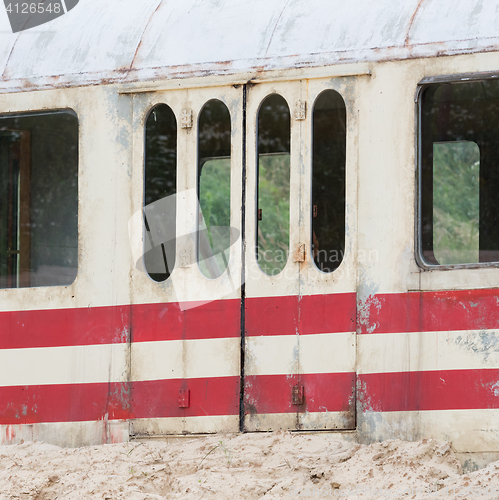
143,104,177,282
257,94,291,276
197,99,231,279
311,90,346,272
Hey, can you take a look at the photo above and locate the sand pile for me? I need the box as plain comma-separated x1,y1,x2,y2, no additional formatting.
0,432,498,499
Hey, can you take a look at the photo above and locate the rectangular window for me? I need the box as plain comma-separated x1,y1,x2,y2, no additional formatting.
419,78,499,266
0,110,78,288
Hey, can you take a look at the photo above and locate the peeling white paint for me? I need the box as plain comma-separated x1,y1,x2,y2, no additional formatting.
0,0,498,91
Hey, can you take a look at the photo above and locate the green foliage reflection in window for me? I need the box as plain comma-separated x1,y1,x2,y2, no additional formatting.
433,142,479,265
197,99,231,279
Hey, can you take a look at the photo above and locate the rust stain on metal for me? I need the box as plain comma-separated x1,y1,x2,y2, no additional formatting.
291,384,304,405
129,0,165,71
404,0,427,46
244,402,258,416
293,243,306,263
264,0,292,57
1,38,497,94
21,79,35,90
1,35,20,81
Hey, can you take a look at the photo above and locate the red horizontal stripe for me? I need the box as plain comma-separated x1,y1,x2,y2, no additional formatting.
359,289,499,334
358,369,499,412
0,306,131,350
245,295,299,337
300,293,356,334
0,299,240,350
0,382,130,425
245,293,356,337
0,376,240,425
131,299,240,342
2,368,497,425
243,372,355,415
130,377,240,418
3,288,499,349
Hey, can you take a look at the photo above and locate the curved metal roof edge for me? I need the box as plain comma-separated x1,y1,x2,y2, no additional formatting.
0,37,498,95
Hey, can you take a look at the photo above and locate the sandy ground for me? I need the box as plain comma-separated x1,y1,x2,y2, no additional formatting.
0,433,498,499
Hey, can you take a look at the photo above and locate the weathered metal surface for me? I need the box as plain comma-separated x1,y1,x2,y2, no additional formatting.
0,0,499,92
0,19,499,459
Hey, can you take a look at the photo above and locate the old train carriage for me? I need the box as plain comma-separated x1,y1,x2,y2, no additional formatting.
1,0,499,469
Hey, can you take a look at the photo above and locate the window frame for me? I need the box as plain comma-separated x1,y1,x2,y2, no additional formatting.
416,71,499,271
0,107,79,289
255,91,292,277
196,98,232,280
310,88,347,274
142,102,178,283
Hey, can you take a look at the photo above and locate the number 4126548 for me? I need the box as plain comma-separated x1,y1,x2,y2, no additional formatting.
5,3,62,14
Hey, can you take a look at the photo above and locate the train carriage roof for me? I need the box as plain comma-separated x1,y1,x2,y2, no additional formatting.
0,0,498,91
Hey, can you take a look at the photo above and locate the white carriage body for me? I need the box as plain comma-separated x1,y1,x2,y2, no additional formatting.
0,0,498,469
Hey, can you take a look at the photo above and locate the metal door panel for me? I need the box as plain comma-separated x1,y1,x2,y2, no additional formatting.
243,78,359,431
129,86,244,436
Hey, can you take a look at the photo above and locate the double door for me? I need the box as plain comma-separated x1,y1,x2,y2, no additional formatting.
130,78,358,434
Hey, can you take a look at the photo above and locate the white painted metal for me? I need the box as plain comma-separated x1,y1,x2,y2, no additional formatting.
0,0,499,460
131,338,240,381
0,344,128,386
245,333,355,376
359,331,499,374
244,81,301,300
1,0,499,92
0,421,129,448
360,409,499,455
244,411,353,432
129,86,243,307
131,415,239,436
129,85,243,436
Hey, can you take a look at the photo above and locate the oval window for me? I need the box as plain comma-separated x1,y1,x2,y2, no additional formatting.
311,90,346,272
197,99,232,279
257,94,291,276
143,104,177,282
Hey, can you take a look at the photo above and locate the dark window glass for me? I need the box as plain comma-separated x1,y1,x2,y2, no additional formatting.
257,94,290,276
197,99,231,279
312,90,346,272
0,110,78,288
420,80,499,265
144,104,177,282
